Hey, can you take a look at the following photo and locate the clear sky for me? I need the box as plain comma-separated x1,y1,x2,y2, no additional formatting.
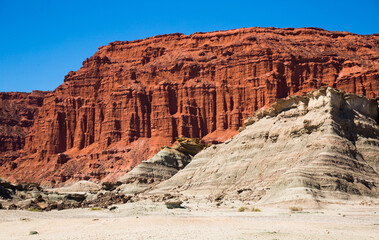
0,0,378,92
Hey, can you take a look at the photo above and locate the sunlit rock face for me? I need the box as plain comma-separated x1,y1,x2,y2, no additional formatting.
1,27,378,185
152,88,379,205
0,91,47,164
117,138,206,194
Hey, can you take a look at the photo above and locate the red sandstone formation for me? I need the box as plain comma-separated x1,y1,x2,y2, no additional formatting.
0,27,378,185
0,91,46,164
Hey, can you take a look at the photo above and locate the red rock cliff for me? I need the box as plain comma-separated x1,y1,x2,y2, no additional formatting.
0,91,46,164
1,27,378,185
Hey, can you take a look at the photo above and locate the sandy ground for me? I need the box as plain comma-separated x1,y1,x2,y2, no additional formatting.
0,203,378,240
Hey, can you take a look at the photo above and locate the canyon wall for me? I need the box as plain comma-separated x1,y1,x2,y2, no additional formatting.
0,91,46,165
1,27,378,185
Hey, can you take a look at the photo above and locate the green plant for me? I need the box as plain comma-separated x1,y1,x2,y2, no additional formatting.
238,206,248,212
289,206,303,212
251,207,261,212
26,208,42,212
90,207,102,211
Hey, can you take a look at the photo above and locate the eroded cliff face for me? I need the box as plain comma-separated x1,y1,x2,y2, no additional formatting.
151,87,379,205
1,27,378,185
0,91,46,166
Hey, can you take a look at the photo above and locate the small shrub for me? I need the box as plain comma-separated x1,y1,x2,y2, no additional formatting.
238,206,248,212
29,231,38,235
90,207,102,211
251,207,261,212
289,206,303,212
26,208,42,212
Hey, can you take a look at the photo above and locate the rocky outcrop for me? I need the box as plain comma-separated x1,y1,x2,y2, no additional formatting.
118,138,206,194
1,27,378,185
151,87,379,205
0,178,130,211
0,91,46,164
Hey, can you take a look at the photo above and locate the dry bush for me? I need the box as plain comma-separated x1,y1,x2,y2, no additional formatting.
251,207,261,212
238,206,248,212
289,206,303,212
90,207,102,211
26,208,42,212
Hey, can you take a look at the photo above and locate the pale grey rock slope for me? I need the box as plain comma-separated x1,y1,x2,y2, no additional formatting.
151,87,379,205
117,138,206,194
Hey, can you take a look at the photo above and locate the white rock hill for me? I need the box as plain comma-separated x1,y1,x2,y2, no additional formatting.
150,87,379,205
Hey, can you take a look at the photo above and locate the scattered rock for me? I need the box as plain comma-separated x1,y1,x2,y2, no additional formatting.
108,206,118,211
102,182,121,191
66,193,86,202
36,201,48,210
7,204,17,210
165,200,183,209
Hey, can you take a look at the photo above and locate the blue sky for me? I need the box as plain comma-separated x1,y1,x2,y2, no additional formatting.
0,0,378,92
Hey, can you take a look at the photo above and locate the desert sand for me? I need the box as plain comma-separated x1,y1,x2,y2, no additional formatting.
0,203,378,240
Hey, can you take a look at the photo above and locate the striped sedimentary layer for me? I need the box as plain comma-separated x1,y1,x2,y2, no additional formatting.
152,87,379,205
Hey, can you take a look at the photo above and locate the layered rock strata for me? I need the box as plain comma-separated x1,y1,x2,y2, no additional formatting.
0,91,46,164
151,87,379,205
118,138,206,194
1,27,378,184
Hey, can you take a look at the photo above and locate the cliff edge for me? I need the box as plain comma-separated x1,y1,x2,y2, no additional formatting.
1,27,378,185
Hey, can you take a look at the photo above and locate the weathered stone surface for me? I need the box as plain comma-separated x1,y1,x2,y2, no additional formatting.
165,200,183,209
0,91,46,164
0,178,131,210
118,138,206,194
1,27,378,185
151,88,379,205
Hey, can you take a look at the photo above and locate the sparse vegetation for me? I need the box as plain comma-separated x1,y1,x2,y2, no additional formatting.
251,207,261,212
238,206,248,212
90,207,102,211
238,206,261,212
289,206,303,212
26,208,42,212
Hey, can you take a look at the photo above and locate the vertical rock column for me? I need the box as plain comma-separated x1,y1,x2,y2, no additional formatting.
150,81,175,144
